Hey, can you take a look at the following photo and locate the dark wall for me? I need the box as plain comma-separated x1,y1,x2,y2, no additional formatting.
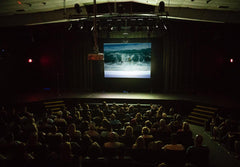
0,20,239,96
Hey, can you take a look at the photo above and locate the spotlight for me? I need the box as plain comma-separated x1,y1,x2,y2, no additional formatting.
230,58,234,63
74,3,82,13
91,26,94,31
28,58,33,63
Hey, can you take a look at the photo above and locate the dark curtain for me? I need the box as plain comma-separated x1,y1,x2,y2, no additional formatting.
63,30,95,91
160,22,197,93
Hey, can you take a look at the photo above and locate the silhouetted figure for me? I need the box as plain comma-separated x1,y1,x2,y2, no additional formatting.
186,134,209,167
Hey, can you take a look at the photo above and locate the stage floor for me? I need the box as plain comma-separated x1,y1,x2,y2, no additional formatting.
8,91,240,110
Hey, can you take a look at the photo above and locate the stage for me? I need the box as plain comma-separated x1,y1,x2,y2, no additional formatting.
5,91,239,110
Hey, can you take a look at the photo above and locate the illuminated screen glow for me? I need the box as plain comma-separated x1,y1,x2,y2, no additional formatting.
104,43,151,78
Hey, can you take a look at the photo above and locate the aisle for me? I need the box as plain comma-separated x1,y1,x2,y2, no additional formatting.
190,124,240,167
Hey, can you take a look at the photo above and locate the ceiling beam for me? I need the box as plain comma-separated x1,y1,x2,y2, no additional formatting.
0,7,239,27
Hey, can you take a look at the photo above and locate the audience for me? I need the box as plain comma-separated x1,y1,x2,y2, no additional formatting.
0,102,221,167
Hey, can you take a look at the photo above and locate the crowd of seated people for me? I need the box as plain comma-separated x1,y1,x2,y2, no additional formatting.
0,102,210,167
206,113,240,159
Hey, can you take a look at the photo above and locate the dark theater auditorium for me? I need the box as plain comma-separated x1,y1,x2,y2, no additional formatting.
0,1,240,167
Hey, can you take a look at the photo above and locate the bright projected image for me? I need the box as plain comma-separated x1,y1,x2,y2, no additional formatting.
104,43,151,78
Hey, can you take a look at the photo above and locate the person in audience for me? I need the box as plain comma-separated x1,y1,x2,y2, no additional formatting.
162,133,184,151
150,104,158,116
109,113,122,130
100,119,112,137
168,114,183,133
153,118,171,143
131,112,144,137
177,122,194,148
46,125,63,153
155,105,164,121
145,120,152,129
186,134,209,167
59,141,74,162
119,125,136,148
26,132,44,159
80,134,93,157
148,140,164,151
212,118,232,141
103,132,123,149
141,126,154,148
54,111,67,133
3,100,235,167
87,141,102,159
132,136,146,149
101,101,110,115
133,112,144,126
67,123,81,143
85,123,100,142
157,162,168,167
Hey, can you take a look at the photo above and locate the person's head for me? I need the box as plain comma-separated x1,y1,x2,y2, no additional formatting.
110,113,116,120
88,142,102,159
135,112,142,121
176,114,182,121
162,112,167,119
102,118,111,131
82,134,93,145
124,126,133,136
135,136,145,149
77,104,82,110
225,119,231,126
151,104,158,111
102,101,108,107
74,111,81,120
182,122,190,131
145,110,151,117
68,123,76,134
145,120,152,129
142,126,151,135
60,142,72,156
159,119,166,127
108,132,119,142
169,107,174,115
83,103,89,110
88,123,96,131
195,134,203,146
157,162,167,167
51,125,58,133
63,133,70,142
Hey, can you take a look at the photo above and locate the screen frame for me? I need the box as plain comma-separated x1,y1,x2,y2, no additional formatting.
103,42,152,79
